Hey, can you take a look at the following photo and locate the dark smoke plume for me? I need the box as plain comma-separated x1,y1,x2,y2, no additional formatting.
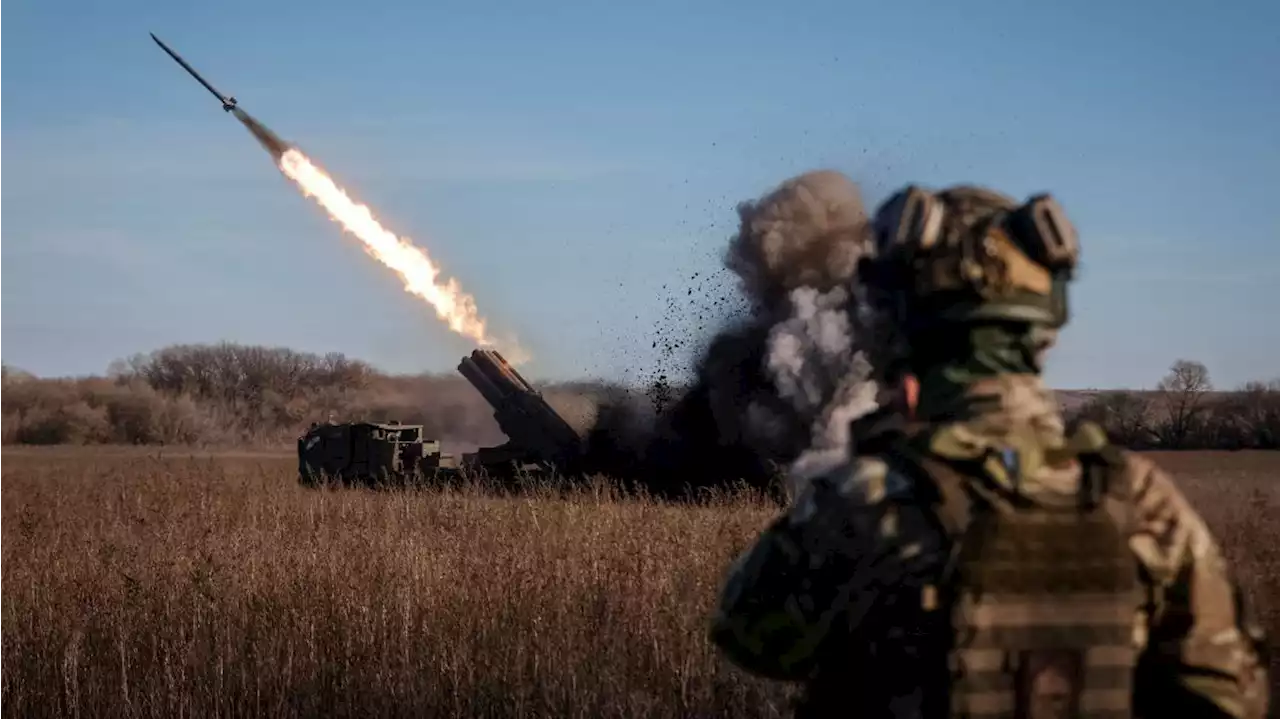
581,170,883,496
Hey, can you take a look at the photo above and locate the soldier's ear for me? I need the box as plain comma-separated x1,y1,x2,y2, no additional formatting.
903,373,920,418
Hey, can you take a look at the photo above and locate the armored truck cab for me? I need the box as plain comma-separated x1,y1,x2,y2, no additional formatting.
297,420,456,486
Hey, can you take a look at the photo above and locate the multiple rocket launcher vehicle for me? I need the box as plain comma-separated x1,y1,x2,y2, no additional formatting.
150,36,585,485
298,349,592,486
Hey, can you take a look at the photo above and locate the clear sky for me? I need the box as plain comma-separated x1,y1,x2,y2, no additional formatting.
3,0,1277,390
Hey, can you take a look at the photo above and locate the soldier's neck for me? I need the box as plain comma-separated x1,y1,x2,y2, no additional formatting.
908,324,1064,439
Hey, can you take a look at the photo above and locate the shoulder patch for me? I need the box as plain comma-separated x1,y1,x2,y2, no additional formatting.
999,446,1022,485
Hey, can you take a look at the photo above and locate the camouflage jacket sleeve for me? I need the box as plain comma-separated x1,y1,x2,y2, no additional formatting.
708,453,949,681
1123,452,1271,719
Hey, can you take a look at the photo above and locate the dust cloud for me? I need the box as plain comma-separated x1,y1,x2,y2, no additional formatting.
580,170,884,494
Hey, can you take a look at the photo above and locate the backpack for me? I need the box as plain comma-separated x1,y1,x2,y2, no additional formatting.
892,421,1143,719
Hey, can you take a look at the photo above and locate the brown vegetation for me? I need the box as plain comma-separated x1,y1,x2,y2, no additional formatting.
1,449,791,718
3,449,1278,717
1,344,536,451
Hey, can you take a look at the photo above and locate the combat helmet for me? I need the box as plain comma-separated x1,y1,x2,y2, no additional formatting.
859,184,1080,339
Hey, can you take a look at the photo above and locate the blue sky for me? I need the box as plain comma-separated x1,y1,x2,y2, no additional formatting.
3,0,1277,390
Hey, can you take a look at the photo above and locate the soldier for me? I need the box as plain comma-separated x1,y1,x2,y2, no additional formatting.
708,183,1270,718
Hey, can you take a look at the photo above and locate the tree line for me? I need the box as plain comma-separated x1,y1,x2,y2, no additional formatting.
2,343,506,449
2,343,1277,451
1065,359,1280,450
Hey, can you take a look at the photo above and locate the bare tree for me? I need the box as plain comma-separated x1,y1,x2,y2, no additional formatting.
1154,359,1213,448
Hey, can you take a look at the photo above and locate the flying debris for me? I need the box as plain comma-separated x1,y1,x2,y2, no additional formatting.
149,33,238,112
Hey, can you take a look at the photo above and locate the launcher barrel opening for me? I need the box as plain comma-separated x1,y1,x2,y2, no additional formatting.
456,349,585,476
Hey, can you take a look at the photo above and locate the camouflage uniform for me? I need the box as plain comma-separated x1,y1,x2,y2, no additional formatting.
708,185,1270,718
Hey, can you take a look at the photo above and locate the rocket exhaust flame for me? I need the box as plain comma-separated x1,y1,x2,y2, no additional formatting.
150,34,524,359
276,147,524,359
233,111,526,362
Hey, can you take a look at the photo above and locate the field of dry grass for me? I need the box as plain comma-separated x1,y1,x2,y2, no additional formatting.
3,447,1278,718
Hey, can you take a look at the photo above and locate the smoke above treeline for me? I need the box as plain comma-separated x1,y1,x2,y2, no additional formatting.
577,169,884,494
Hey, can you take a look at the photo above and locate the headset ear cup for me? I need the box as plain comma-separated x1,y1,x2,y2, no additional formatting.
874,188,910,255
876,186,944,256
899,187,943,252
1012,194,1079,270
915,194,944,250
